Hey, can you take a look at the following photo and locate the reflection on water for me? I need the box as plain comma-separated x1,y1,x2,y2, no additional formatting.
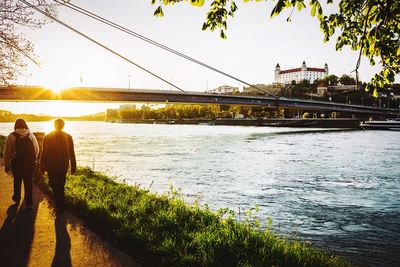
247,128,360,139
1,121,399,266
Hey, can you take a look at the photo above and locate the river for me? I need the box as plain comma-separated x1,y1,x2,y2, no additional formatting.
1,121,399,266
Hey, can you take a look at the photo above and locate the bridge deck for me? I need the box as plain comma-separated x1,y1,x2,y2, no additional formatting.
1,86,399,116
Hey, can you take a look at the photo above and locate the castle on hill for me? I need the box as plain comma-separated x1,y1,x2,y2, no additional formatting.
275,61,328,84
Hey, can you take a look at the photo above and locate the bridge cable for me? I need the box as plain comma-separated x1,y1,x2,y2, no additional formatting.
19,0,187,93
53,0,276,97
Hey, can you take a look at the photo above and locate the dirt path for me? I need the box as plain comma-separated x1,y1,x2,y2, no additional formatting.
0,166,140,267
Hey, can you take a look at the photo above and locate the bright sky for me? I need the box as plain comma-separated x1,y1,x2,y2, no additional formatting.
1,0,398,116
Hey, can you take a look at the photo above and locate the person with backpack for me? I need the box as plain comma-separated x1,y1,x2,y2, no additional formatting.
3,119,39,209
40,119,76,215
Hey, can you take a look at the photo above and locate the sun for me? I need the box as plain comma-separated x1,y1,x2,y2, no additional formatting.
50,86,65,94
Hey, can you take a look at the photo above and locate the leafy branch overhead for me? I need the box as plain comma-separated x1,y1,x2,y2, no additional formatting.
152,0,238,39
152,0,400,92
0,0,57,84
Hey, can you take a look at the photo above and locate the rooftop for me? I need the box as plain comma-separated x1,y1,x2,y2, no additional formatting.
279,67,326,74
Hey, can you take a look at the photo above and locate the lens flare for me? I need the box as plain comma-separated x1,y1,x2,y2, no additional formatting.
51,86,65,94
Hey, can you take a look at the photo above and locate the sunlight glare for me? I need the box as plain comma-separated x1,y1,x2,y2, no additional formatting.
1,101,119,117
50,86,65,94
37,101,103,117
28,120,73,135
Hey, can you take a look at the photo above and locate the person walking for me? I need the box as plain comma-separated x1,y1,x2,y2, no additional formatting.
40,119,76,215
3,119,39,209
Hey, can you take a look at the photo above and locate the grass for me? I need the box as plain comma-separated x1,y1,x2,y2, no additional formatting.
0,135,5,158
36,167,350,267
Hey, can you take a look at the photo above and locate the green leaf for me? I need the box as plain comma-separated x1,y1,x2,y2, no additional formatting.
230,2,238,12
311,4,316,17
317,5,323,19
190,0,204,7
154,6,164,17
270,0,286,17
367,5,377,16
373,89,378,98
296,2,305,11
220,29,227,39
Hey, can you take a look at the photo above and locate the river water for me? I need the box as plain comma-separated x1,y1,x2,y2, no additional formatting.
1,121,399,266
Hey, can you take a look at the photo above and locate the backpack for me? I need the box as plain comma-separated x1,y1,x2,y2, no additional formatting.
12,132,35,163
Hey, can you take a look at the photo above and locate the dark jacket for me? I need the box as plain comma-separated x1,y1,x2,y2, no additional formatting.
41,130,76,174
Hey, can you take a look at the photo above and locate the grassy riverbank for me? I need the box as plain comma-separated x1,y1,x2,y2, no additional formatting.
35,167,350,267
0,135,5,157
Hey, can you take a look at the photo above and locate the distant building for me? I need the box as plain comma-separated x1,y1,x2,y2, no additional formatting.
207,85,239,94
275,61,328,84
119,104,136,110
390,84,400,101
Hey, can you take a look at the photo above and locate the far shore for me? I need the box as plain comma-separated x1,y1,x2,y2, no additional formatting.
108,117,362,128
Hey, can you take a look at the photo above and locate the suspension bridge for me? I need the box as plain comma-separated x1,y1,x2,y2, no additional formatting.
1,85,399,118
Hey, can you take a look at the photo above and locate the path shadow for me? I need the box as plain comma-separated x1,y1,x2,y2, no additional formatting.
0,204,19,240
0,192,43,267
51,215,72,267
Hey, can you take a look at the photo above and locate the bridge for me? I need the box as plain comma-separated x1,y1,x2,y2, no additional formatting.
1,85,399,117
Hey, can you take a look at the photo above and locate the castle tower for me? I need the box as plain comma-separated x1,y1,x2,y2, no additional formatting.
324,63,329,75
301,61,307,71
275,63,281,83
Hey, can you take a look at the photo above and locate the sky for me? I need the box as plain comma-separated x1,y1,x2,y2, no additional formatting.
1,0,398,116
